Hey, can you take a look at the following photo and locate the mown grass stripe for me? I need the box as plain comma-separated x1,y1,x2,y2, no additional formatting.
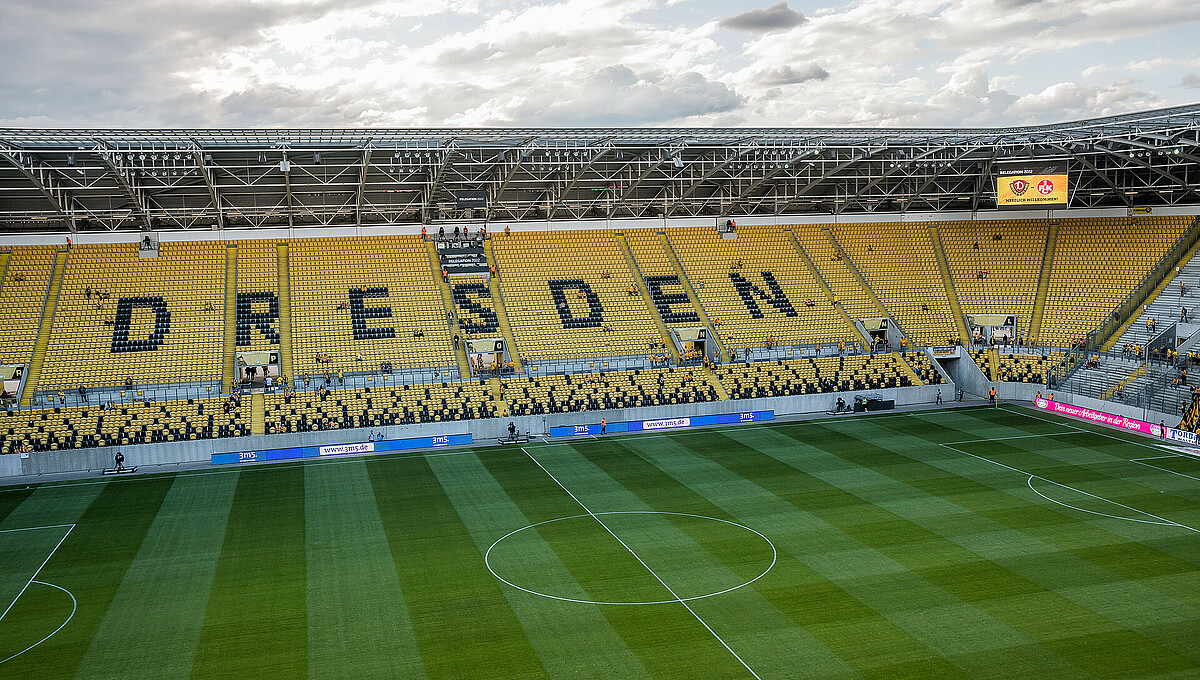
522,441,862,680
610,433,969,679
763,414,1199,674
364,454,550,680
1,476,174,678
0,486,36,524
73,472,239,679
428,451,657,680
304,461,426,680
192,466,307,679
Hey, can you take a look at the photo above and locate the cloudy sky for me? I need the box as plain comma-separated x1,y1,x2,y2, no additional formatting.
2,0,1198,129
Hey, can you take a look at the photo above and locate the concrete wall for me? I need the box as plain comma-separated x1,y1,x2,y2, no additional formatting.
9,384,944,478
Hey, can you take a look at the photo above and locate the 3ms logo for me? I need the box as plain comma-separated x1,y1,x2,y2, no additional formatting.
432,436,449,445
739,413,756,422
239,451,258,462
574,426,591,435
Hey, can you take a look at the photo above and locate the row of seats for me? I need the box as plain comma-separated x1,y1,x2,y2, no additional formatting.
1,397,246,454
501,367,718,415
716,353,918,400
0,247,54,368
264,380,499,432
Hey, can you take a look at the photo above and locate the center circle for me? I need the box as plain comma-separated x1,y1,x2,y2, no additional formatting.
484,511,776,605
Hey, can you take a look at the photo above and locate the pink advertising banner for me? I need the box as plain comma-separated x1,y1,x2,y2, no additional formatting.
1032,397,1164,437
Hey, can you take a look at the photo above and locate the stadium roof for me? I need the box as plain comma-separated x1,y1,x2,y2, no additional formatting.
1,103,1198,232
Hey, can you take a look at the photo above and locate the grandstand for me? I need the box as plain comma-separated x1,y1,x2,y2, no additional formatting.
3,108,1200,680
0,106,1196,455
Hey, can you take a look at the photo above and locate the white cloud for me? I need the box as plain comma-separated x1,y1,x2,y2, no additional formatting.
1,0,1197,128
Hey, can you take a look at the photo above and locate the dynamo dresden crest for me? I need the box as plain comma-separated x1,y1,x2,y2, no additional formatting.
1010,179,1029,196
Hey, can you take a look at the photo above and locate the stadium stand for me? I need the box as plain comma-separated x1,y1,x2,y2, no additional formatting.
1,396,247,454
941,220,1047,340
37,242,225,391
501,367,718,416
264,379,498,432
3,212,1199,454
625,230,703,326
902,351,944,385
491,229,661,362
666,225,855,351
0,246,57,367
289,236,458,379
790,225,880,321
827,222,958,346
1039,216,1190,346
716,353,918,400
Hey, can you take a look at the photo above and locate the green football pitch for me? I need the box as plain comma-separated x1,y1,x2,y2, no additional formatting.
1,405,1199,679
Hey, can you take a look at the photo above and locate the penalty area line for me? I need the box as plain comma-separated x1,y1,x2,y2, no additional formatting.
0,523,76,624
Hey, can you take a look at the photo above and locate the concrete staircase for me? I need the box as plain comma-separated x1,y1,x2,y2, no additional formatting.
1027,221,1058,343
892,351,923,385
660,232,726,359
483,238,524,373
426,240,474,378
20,249,68,408
703,366,730,400
221,245,238,392
276,243,294,380
251,391,265,436
929,225,971,344
616,232,681,362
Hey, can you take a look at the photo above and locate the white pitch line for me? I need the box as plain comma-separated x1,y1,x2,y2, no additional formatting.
0,523,75,623
941,443,1200,533
0,580,76,664
942,432,1081,446
519,447,763,680
1131,455,1185,462
1026,476,1179,526
1131,460,1200,483
0,523,77,534
998,405,1170,454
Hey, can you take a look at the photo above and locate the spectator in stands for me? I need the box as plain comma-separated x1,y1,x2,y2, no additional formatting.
973,241,980,250
12,273,24,282
454,225,461,238
421,226,427,239
804,298,815,307
438,226,445,239
1183,307,1189,322
1182,281,1187,297
78,384,87,403
103,316,114,326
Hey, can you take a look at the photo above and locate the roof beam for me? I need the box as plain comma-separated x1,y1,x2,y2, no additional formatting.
356,146,373,227
190,148,224,229
721,149,820,217
1051,144,1131,208
93,142,152,230
547,143,613,218
895,146,982,210
775,148,882,212
970,148,1001,212
0,148,73,227
844,145,955,208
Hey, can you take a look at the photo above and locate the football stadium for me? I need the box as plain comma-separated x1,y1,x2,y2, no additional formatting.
3,87,1200,680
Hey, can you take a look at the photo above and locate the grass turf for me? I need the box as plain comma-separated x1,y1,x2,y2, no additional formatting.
0,405,1198,679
